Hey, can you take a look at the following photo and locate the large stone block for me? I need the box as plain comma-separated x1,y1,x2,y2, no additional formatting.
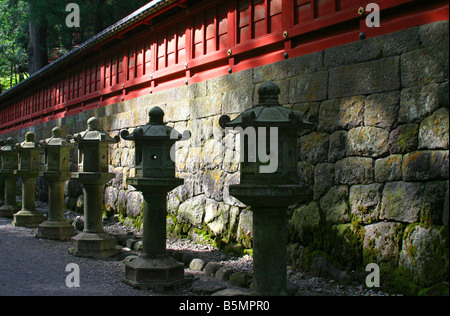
419,20,449,47
204,200,230,236
289,71,328,103
335,157,374,185
254,51,323,83
177,195,206,229
201,139,225,169
299,132,329,164
126,190,143,218
380,181,447,225
399,225,449,287
443,181,449,226
222,86,254,114
190,94,222,119
237,209,253,248
364,91,400,131
318,96,364,133
418,108,449,150
104,186,118,213
202,169,225,201
363,222,403,268
328,130,347,163
402,150,449,181
222,172,245,207
374,155,403,183
346,126,389,158
388,123,419,154
324,38,382,68
401,45,449,88
350,183,384,224
399,84,440,123
289,201,321,240
207,69,252,95
421,181,448,226
439,81,449,108
313,163,334,200
297,161,314,187
328,57,400,98
165,100,190,122
380,181,423,223
320,185,349,224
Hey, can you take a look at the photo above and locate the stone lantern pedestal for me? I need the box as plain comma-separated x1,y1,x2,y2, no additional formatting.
12,171,44,227
13,132,44,227
0,138,19,218
0,172,17,218
0,178,5,207
121,106,188,290
69,172,117,258
123,179,184,290
37,171,75,239
229,185,311,295
68,117,119,259
37,126,76,240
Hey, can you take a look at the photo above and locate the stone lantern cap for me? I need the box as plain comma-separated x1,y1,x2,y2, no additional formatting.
0,137,17,152
40,126,74,148
72,117,119,144
219,81,317,129
18,132,39,150
121,106,190,141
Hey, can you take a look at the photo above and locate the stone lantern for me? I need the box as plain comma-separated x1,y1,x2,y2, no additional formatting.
12,132,44,227
219,81,316,295
69,117,120,258
0,137,19,218
121,106,189,290
37,126,75,240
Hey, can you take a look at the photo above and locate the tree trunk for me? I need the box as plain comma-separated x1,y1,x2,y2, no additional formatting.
27,2,48,75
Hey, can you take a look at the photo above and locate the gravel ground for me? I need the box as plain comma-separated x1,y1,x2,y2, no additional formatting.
0,199,390,296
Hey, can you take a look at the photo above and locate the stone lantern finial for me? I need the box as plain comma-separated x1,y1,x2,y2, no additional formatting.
149,106,165,125
52,126,63,138
25,132,35,142
87,117,100,131
258,81,281,106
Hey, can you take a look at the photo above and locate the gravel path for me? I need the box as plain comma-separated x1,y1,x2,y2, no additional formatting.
0,200,390,296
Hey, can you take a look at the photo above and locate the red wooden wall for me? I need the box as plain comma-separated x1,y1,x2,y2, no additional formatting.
1,0,448,133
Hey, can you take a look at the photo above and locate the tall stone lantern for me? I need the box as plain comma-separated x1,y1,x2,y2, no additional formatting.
69,117,119,258
121,106,189,290
219,81,316,295
12,132,45,227
0,137,19,218
37,126,76,240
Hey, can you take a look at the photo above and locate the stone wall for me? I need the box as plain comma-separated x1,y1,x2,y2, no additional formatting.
3,20,448,294
287,20,449,294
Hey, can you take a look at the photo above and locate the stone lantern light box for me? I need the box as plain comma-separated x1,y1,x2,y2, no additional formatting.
42,127,73,172
121,106,190,179
1,137,18,171
73,117,119,173
17,132,40,172
219,81,317,185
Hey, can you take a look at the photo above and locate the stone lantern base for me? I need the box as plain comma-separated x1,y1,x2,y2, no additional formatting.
37,220,75,240
0,173,18,218
69,232,118,259
0,205,18,218
12,210,45,228
123,255,185,290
